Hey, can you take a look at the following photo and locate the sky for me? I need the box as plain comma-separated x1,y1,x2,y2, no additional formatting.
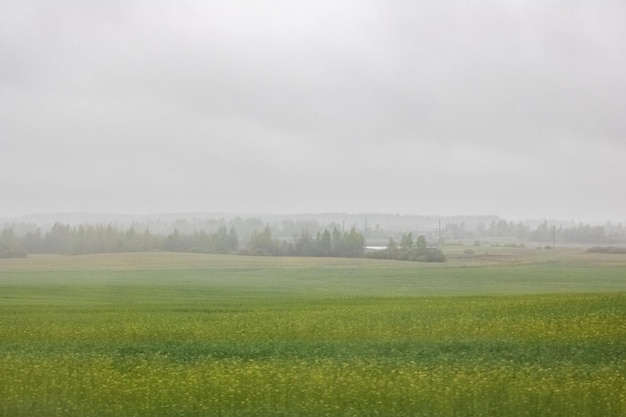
1,0,625,222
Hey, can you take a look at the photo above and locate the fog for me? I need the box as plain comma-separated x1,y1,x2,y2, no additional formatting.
1,1,625,222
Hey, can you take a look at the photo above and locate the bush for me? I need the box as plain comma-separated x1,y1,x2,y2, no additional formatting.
424,248,447,262
587,246,626,254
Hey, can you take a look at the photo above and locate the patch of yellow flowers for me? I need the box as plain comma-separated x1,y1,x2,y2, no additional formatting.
1,293,625,416
1,354,625,417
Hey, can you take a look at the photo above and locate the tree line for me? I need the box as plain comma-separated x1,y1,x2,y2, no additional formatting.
1,222,450,265
367,233,446,262
244,226,366,258
442,220,625,244
0,221,448,263
0,223,239,257
0,223,365,258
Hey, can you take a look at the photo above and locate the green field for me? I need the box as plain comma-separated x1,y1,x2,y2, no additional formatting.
1,248,626,416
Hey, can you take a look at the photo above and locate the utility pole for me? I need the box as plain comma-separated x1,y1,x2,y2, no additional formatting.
552,225,556,249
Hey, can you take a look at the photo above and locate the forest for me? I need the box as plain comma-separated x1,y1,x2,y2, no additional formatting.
0,222,376,260
1,214,624,260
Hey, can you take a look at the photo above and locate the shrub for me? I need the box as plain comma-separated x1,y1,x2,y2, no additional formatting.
587,246,626,254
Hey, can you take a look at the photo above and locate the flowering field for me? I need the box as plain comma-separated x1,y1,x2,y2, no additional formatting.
1,252,626,416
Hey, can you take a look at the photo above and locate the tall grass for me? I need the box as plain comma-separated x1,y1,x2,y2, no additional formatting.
1,292,626,416
1,252,626,416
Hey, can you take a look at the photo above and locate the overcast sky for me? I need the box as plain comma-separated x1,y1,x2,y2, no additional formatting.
1,0,625,222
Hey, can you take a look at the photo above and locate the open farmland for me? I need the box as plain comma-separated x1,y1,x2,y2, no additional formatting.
1,248,626,416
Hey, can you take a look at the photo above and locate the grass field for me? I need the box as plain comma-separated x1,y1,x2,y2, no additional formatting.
1,248,625,416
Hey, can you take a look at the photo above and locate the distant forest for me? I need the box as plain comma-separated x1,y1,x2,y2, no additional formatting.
1,214,624,260
0,222,444,263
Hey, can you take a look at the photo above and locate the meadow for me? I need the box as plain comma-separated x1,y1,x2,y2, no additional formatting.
1,247,625,416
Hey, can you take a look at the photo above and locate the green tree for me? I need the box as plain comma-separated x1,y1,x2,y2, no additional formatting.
530,221,550,242
248,225,274,255
400,233,414,250
214,225,230,253
44,223,72,254
228,226,239,252
166,230,183,252
386,236,399,259
23,228,43,253
318,229,332,256
416,235,428,254
294,230,313,256
331,227,343,256
343,227,365,257
0,229,27,258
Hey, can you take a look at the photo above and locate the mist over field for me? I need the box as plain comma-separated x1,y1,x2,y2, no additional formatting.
3,4,626,414
1,0,625,222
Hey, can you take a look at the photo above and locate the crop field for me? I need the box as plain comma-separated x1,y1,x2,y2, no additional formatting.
1,248,626,416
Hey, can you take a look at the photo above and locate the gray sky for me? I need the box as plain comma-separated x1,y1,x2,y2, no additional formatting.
2,0,625,222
